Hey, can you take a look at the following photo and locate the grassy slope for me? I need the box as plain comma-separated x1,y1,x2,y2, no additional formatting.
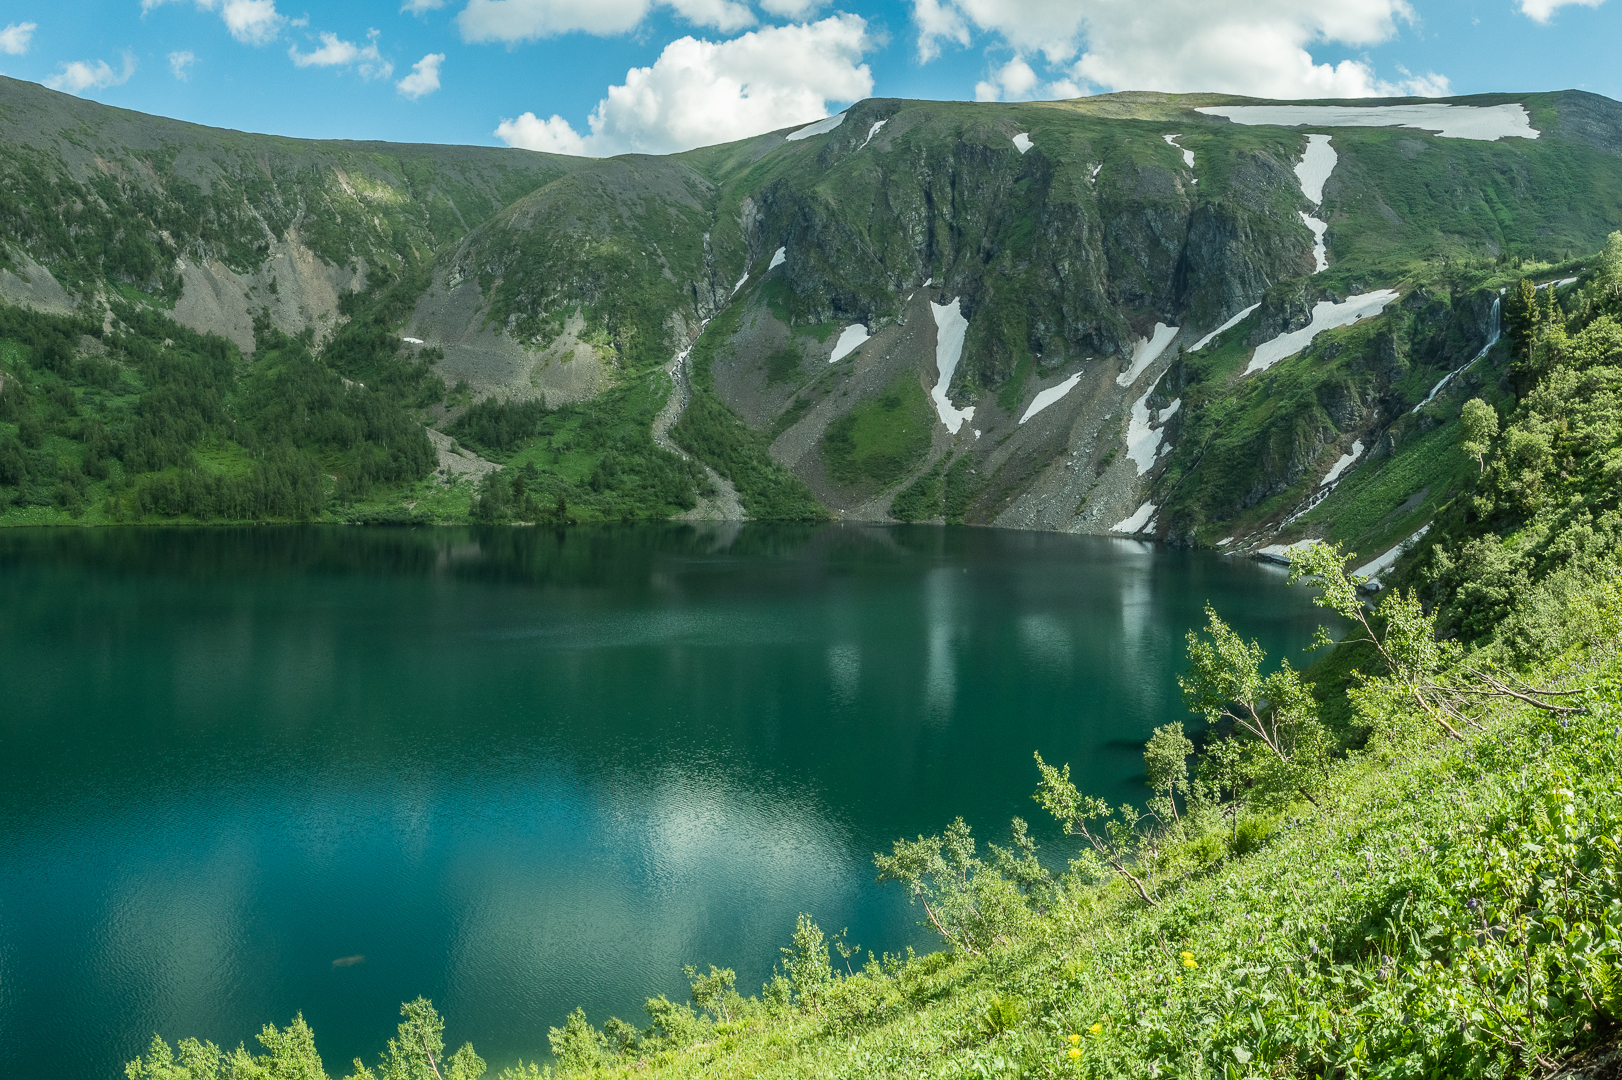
607,681,1622,1080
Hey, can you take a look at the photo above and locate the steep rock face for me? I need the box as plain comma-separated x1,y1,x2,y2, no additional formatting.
729,99,1314,405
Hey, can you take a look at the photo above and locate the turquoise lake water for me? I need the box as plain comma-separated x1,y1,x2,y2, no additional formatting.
0,524,1333,1076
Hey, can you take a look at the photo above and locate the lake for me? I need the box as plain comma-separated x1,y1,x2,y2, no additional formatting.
0,523,1332,1077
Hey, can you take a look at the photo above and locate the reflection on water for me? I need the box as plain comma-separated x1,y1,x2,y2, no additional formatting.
0,523,1335,1077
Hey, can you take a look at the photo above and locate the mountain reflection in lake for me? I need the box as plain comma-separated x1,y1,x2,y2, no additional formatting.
0,524,1332,1077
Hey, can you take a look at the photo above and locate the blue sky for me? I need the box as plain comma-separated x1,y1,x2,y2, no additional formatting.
0,0,1616,155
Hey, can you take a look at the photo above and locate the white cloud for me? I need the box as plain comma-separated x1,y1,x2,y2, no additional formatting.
917,0,1086,62
397,52,444,97
457,0,754,42
402,0,447,12
974,56,1037,100
495,111,589,153
289,28,393,79
142,0,286,46
1518,0,1606,23
0,22,36,56
45,52,137,94
495,14,873,156
759,0,826,15
914,0,1452,100
169,49,197,78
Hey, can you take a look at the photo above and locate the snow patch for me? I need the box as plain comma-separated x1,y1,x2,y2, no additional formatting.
1126,390,1180,474
1245,290,1400,376
1257,539,1319,565
1197,103,1538,142
402,336,423,344
1116,322,1179,387
730,267,749,296
784,113,847,142
1090,163,1102,183
1018,373,1081,424
1321,440,1365,487
1300,212,1329,273
1162,133,1195,169
768,246,786,270
1012,132,1032,154
828,324,869,363
1112,501,1158,535
1353,525,1431,585
1538,276,1579,290
860,119,888,150
1189,304,1260,352
929,298,975,434
1216,536,1235,546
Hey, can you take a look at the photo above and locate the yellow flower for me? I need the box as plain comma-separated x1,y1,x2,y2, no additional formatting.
1180,951,1193,959
1183,957,1198,969
1068,1048,1082,1060
1089,1022,1102,1034
1068,1034,1081,1044
1174,975,1182,983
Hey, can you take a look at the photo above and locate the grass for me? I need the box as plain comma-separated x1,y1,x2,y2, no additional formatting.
820,373,934,489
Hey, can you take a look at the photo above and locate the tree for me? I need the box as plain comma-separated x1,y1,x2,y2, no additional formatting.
781,913,833,1011
1032,753,1161,906
1143,722,1194,825
1460,398,1499,472
684,963,740,1021
873,818,1036,953
1180,606,1330,803
344,998,483,1080
546,1008,606,1072
127,1016,329,1080
1289,542,1465,741
1600,230,1622,301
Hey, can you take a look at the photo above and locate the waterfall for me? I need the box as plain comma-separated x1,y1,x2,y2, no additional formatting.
1412,295,1503,414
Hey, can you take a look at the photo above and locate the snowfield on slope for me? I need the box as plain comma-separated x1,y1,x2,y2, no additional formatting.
1190,304,1259,352
784,113,846,141
1245,290,1400,375
1126,392,1180,474
930,299,975,434
1018,373,1081,424
1197,103,1538,141
1295,134,1336,273
1117,323,1179,386
828,324,869,363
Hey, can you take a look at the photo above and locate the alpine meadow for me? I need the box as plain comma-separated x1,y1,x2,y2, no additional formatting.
8,53,1622,1080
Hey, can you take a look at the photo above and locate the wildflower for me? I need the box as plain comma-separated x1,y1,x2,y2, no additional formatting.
1173,975,1182,983
1089,1022,1102,1034
1182,956,1198,969
1068,1048,1082,1060
1068,1034,1081,1044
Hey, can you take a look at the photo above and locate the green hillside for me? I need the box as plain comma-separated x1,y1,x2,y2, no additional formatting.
2,80,1622,551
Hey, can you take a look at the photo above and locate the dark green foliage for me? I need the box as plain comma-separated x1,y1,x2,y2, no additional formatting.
494,380,705,522
122,445,326,521
1423,255,1622,646
447,396,549,456
889,454,979,523
763,344,804,385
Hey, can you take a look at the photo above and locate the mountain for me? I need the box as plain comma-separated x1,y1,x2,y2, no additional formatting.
3,74,1621,553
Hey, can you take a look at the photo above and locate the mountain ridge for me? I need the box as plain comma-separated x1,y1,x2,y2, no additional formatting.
2,76,1620,550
